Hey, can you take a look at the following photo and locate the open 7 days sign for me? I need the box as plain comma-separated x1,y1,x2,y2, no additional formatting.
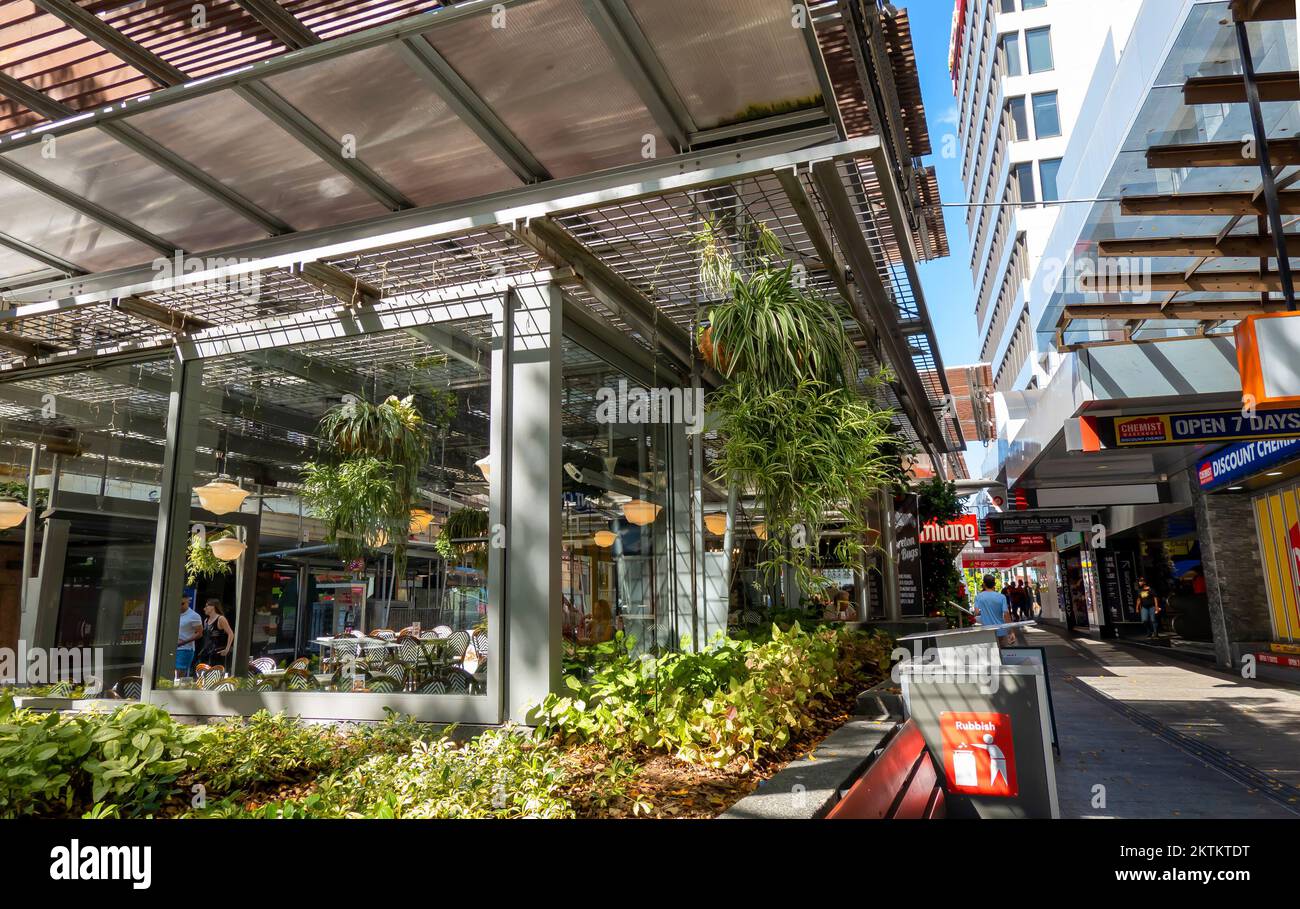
1083,407,1300,449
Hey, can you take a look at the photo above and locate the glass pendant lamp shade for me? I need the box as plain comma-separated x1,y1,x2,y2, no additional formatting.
209,536,246,561
0,497,29,530
754,523,767,540
195,476,249,515
475,455,491,481
593,530,617,548
622,499,661,526
703,513,727,536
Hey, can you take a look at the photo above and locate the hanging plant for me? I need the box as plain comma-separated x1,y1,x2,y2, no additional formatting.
185,528,238,585
302,394,433,576
437,507,490,571
695,215,902,599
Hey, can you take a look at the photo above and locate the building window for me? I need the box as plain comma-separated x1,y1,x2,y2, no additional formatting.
1000,0,1016,12
1014,163,1037,204
1008,96,1029,140
1040,158,1062,201
1001,32,1022,77
1022,0,1047,9
1031,91,1061,137
1025,26,1054,73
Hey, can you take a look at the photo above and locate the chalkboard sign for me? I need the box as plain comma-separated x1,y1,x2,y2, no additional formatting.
895,493,923,617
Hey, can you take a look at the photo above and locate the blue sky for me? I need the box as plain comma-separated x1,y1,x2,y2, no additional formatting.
899,0,981,368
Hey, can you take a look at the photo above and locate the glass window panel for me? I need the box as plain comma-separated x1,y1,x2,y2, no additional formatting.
1002,32,1022,77
426,0,666,179
560,336,675,657
264,43,521,206
124,90,387,231
1026,26,1054,73
1040,157,1062,201
0,359,174,697
1015,163,1037,203
4,128,266,252
625,0,822,130
1023,0,1047,9
1008,96,1029,140
153,316,499,697
1000,0,1016,12
1032,90,1061,137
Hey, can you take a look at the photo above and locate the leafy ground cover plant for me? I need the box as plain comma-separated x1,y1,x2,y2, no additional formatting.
0,697,198,817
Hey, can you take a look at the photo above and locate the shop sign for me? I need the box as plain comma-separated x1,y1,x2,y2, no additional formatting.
940,711,1018,797
895,494,923,616
984,533,1052,552
1260,652,1300,669
1084,408,1300,449
1236,312,1300,407
1196,437,1300,490
919,514,980,544
985,513,1092,535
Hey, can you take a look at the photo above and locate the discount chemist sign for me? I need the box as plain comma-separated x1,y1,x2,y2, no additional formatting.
1085,407,1300,448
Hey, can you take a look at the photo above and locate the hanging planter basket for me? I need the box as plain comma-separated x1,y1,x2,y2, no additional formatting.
697,323,730,372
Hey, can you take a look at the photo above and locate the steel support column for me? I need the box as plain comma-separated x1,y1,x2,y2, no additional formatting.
141,354,203,697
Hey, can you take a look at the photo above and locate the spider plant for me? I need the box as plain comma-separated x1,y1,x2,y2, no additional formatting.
302,395,433,577
437,507,490,570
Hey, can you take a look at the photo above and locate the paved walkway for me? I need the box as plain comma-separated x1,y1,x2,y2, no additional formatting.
1027,626,1300,819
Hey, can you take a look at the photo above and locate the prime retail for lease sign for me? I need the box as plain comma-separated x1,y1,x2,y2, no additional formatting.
1083,407,1300,449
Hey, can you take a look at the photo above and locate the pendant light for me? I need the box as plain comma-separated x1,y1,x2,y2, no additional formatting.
475,455,491,481
194,475,249,515
593,530,617,548
703,513,727,536
209,536,246,561
0,496,29,530
754,523,767,540
622,499,661,526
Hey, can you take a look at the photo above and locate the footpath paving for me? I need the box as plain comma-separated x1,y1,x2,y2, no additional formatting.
1027,626,1300,819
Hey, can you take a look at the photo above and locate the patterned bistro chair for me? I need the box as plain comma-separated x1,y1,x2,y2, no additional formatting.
196,665,227,687
283,668,320,691
444,631,471,667
431,625,453,639
248,675,278,692
46,680,75,698
472,633,489,658
394,635,426,688
362,640,389,668
289,657,311,671
248,657,278,674
440,668,475,694
417,677,447,694
370,628,397,641
112,676,143,699
210,677,241,692
328,637,361,672
366,677,400,694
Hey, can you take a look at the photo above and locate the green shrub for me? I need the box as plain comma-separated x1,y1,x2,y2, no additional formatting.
536,625,890,771
0,697,198,817
191,727,573,819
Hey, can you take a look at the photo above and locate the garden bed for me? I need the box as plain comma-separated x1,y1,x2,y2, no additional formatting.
0,624,892,820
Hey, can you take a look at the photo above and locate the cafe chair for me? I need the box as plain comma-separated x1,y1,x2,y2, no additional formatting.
367,677,399,694
289,657,311,671
47,680,75,698
210,677,241,692
445,631,471,666
283,668,320,691
112,676,143,699
431,625,452,639
371,628,397,641
248,657,277,674
472,633,489,657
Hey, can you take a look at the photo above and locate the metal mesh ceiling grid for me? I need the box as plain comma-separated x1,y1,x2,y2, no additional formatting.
145,267,341,324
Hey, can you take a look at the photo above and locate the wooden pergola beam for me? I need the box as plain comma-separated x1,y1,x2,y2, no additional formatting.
1229,0,1295,22
1121,191,1300,216
1184,71,1300,105
1078,271,1290,293
1147,137,1300,169
1098,235,1300,258
1063,300,1291,321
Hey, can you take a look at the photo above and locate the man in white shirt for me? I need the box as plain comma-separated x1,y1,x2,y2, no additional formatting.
176,596,204,678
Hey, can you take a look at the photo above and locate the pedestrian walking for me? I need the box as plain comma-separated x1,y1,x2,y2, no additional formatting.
974,575,1014,647
1136,578,1161,639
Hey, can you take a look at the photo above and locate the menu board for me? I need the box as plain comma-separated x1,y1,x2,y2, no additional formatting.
895,494,923,617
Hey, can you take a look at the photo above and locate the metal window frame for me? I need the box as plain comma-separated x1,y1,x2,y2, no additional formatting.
141,289,520,723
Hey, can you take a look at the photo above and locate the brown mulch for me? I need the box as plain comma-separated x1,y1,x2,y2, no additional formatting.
557,685,862,819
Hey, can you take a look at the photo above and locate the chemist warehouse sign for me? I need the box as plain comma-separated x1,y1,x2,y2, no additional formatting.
1083,407,1300,449
1197,437,1300,491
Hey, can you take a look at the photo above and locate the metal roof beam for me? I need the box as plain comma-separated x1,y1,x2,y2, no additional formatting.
394,37,550,183
231,0,320,49
0,157,179,256
0,72,289,236
579,0,693,153
0,231,83,278
30,0,413,213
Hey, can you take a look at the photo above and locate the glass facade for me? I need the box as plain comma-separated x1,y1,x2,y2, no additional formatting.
1026,27,1054,74
1031,91,1061,138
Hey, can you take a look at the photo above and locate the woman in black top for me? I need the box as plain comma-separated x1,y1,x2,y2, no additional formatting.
198,598,234,667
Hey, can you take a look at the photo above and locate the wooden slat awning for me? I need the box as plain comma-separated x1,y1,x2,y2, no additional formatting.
1146,137,1300,169
1184,71,1300,105
1098,235,1300,258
